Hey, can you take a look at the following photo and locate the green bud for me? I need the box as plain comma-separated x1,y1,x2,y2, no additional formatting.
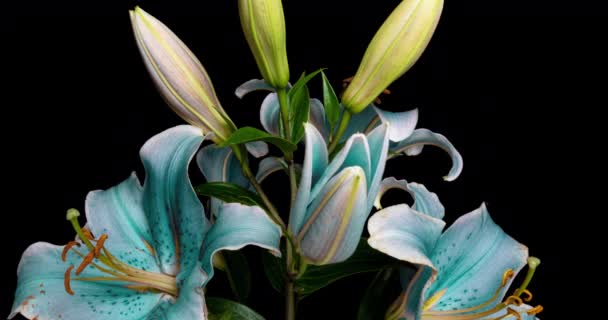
342,0,443,113
130,7,236,142
238,0,290,89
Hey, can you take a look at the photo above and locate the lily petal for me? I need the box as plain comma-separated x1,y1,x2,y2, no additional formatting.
196,145,249,218
235,79,274,99
298,166,368,265
341,106,379,141
374,177,445,220
140,125,208,277
309,133,371,202
245,141,269,158
368,204,445,267
84,173,159,273
256,156,287,183
390,128,463,181
289,124,328,235
309,98,330,140
260,92,281,135
482,304,539,320
10,243,162,320
425,204,528,313
364,123,390,211
156,262,207,320
374,107,418,142
200,203,282,285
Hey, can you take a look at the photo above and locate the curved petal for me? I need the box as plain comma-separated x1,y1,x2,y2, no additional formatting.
256,156,287,183
85,173,159,273
298,166,368,265
309,98,330,140
289,124,328,235
309,133,371,202
365,123,390,212
196,145,249,218
235,79,274,99
482,304,539,320
10,242,162,320
341,105,379,141
245,141,269,158
154,263,207,320
390,128,463,181
200,203,282,285
374,107,418,142
374,177,445,220
140,125,209,278
425,204,529,313
260,93,281,135
368,204,445,267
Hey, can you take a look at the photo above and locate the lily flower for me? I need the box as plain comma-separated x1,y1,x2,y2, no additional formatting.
130,7,237,143
368,181,542,320
10,125,281,320
238,0,290,89
289,123,389,265
236,78,462,181
342,0,444,114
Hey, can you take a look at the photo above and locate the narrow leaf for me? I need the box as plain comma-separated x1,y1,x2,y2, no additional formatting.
295,239,398,298
220,127,297,154
289,84,310,143
195,182,265,208
288,69,325,100
321,72,340,131
206,297,266,320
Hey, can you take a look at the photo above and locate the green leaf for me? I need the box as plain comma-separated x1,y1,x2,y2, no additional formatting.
288,83,310,143
295,239,398,298
195,182,264,208
288,69,325,101
206,297,266,320
321,71,341,132
223,251,252,302
220,127,296,154
261,249,286,294
357,269,402,320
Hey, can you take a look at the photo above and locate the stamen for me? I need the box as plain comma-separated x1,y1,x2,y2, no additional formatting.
501,269,515,286
82,227,94,240
519,289,533,302
514,257,540,297
504,296,523,306
93,234,108,258
66,209,94,251
61,241,81,262
503,308,522,320
64,266,75,295
75,250,96,275
526,305,543,315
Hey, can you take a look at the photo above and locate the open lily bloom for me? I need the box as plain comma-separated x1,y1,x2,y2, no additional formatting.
288,123,389,265
10,125,281,320
235,79,461,181
368,181,542,320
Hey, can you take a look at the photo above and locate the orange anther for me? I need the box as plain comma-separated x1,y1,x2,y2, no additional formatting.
505,307,522,320
504,295,523,306
501,269,515,286
64,266,75,295
93,234,108,258
527,305,543,315
520,289,533,302
61,241,81,262
75,250,95,275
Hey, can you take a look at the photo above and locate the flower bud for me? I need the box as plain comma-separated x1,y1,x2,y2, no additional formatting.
238,0,290,89
130,7,236,142
342,0,443,113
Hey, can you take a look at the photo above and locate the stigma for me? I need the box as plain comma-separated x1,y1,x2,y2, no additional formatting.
421,258,543,319
62,209,178,297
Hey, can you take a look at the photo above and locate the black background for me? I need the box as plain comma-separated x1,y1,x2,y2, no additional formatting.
3,0,605,319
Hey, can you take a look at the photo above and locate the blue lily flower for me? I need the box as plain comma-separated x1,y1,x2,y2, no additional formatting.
236,79,462,181
368,179,542,320
288,123,390,265
10,125,281,320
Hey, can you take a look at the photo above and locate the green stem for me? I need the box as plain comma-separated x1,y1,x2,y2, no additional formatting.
277,88,291,142
285,241,297,320
328,111,352,153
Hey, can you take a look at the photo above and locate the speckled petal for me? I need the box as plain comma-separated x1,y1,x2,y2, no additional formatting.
10,242,162,320
140,125,209,278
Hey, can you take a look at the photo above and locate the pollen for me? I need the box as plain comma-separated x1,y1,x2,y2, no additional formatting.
64,266,75,295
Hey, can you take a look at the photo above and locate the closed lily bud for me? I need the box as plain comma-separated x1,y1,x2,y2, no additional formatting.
130,7,236,142
238,0,290,89
342,0,443,113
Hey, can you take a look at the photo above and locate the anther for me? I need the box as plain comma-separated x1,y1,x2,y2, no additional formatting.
504,308,522,320
75,250,96,275
501,269,514,286
527,305,543,315
520,289,533,302
64,266,75,295
504,295,523,306
94,234,108,258
62,241,81,262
